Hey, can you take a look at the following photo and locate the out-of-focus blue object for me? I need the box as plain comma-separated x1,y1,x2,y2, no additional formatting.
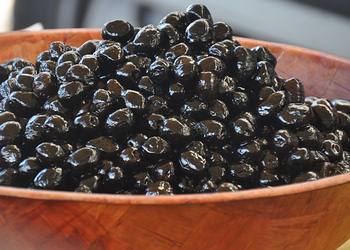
13,0,350,59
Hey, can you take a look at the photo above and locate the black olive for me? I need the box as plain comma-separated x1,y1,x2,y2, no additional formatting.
259,171,282,187
102,20,134,43
181,97,208,120
65,64,94,84
33,167,63,189
228,117,255,142
107,78,124,97
125,54,151,73
251,46,277,66
148,57,172,85
74,112,100,137
122,90,146,111
0,64,10,82
195,119,226,145
257,91,286,117
179,150,207,173
96,44,124,71
283,78,305,103
0,144,22,168
120,147,142,170
87,136,119,158
18,157,42,185
160,11,186,32
197,56,226,77
322,140,343,161
142,136,170,159
0,111,16,124
252,61,276,88
35,142,65,165
216,182,239,192
133,25,161,54
80,55,100,73
173,55,198,83
75,175,100,193
208,43,230,64
144,113,165,134
127,133,148,149
8,91,39,117
277,103,311,127
196,71,219,101
186,140,209,157
296,125,322,148
153,160,176,183
158,23,180,47
43,96,67,115
218,76,237,95
160,117,191,145
146,95,168,114
272,129,298,153
24,114,48,142
15,73,34,91
67,147,100,175
91,89,118,117
77,40,98,56
0,121,22,146
101,164,126,193
57,51,81,65
196,179,217,193
55,61,72,82
165,43,190,62
224,91,250,114
185,19,213,46
115,62,141,88
227,163,259,188
331,99,350,114
232,46,257,81
138,76,156,96
36,51,51,66
213,22,233,41
57,81,85,106
168,82,186,104
236,139,263,161
286,147,311,175
293,171,319,183
208,166,226,183
19,66,36,75
43,115,71,139
260,150,279,172
0,167,19,186
105,108,135,137
185,4,213,24
49,41,69,60
33,72,57,99
0,79,16,99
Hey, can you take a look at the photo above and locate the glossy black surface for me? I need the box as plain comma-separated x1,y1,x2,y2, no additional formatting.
0,4,349,194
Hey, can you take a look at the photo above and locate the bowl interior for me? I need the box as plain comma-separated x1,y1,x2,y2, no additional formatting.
0,29,349,204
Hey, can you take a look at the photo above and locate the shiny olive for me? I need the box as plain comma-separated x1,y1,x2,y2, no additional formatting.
102,19,134,43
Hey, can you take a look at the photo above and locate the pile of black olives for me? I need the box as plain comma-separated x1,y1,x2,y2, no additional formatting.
0,4,349,195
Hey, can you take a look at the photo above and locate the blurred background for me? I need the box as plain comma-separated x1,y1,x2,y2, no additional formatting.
0,0,349,58
0,0,349,249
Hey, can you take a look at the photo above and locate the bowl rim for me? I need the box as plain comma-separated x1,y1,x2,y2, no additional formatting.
0,29,349,205
0,173,349,204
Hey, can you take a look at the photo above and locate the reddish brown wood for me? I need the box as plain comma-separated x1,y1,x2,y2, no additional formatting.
0,29,349,250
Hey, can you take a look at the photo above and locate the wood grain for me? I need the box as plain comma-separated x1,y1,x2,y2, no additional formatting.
0,29,350,250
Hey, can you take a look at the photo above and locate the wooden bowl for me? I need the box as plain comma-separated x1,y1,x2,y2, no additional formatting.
0,29,350,250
